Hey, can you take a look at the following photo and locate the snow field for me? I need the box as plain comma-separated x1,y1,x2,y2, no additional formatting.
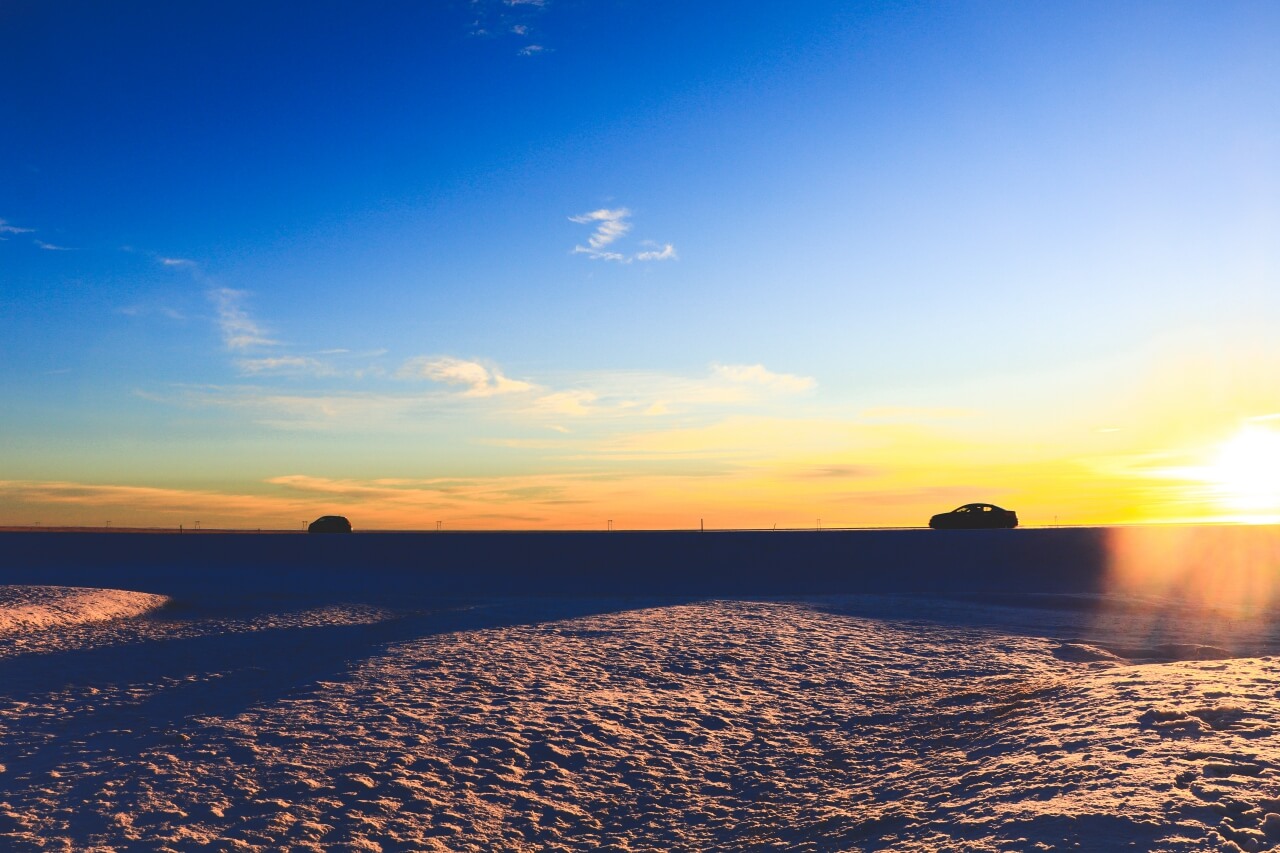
1,588,1280,850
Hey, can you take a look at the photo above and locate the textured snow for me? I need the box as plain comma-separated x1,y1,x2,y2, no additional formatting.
0,585,168,635
3,585,1280,850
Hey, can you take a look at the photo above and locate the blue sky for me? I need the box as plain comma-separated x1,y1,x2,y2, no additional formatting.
2,1,1279,528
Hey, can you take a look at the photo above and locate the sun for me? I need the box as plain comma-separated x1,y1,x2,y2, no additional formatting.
1203,423,1280,518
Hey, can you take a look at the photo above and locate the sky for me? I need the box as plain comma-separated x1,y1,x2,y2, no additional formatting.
2,0,1279,530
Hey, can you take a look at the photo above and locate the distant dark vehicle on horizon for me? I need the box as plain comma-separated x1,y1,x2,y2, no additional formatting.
929,503,1018,530
308,515,352,534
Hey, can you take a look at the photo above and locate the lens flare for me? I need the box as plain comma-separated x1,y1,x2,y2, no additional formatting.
1102,525,1280,655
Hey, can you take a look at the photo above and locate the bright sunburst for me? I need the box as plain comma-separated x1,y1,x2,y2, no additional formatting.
1203,423,1280,517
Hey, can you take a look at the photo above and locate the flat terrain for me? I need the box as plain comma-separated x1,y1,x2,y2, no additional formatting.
2,527,1280,850
3,583,1280,850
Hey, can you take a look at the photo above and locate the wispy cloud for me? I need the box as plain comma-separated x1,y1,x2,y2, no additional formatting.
120,304,186,321
143,359,817,435
34,239,74,251
569,208,677,263
516,363,817,423
712,364,816,394
236,356,328,376
468,0,550,54
793,464,881,479
398,356,535,397
0,219,34,236
857,406,974,422
209,288,277,350
160,256,196,268
635,243,677,261
570,208,632,257
0,479,319,525
143,384,423,431
532,390,598,416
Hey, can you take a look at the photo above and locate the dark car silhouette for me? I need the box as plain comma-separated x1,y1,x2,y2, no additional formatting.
308,515,352,534
929,503,1018,530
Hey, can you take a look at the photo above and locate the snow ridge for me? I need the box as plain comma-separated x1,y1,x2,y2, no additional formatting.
0,585,168,635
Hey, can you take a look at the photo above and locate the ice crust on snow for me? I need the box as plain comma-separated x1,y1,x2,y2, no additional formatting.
3,586,1280,850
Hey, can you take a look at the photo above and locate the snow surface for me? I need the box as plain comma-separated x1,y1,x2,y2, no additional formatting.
0,586,168,635
3,584,1280,850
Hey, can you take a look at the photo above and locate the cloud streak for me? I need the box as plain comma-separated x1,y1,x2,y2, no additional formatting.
531,390,598,416
142,359,818,435
713,364,816,394
398,356,535,397
0,219,34,236
209,288,277,350
635,243,677,261
468,0,550,55
236,356,328,375
570,208,677,263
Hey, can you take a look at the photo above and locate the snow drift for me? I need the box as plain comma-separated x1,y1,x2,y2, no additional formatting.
0,585,168,635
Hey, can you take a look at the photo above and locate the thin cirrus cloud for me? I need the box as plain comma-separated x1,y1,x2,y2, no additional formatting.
0,218,74,249
141,385,425,431
398,356,536,397
521,364,816,422
208,288,278,350
712,363,816,394
236,356,327,375
119,305,186,321
0,479,318,521
569,208,677,263
0,218,35,237
468,0,547,55
530,390,598,417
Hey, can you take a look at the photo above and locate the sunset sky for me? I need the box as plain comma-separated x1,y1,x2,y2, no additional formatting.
3,1,1279,530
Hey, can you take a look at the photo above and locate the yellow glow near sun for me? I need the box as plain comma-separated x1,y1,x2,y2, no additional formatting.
1204,423,1280,517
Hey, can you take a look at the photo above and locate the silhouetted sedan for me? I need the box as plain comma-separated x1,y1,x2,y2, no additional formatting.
929,503,1018,530
308,515,352,534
